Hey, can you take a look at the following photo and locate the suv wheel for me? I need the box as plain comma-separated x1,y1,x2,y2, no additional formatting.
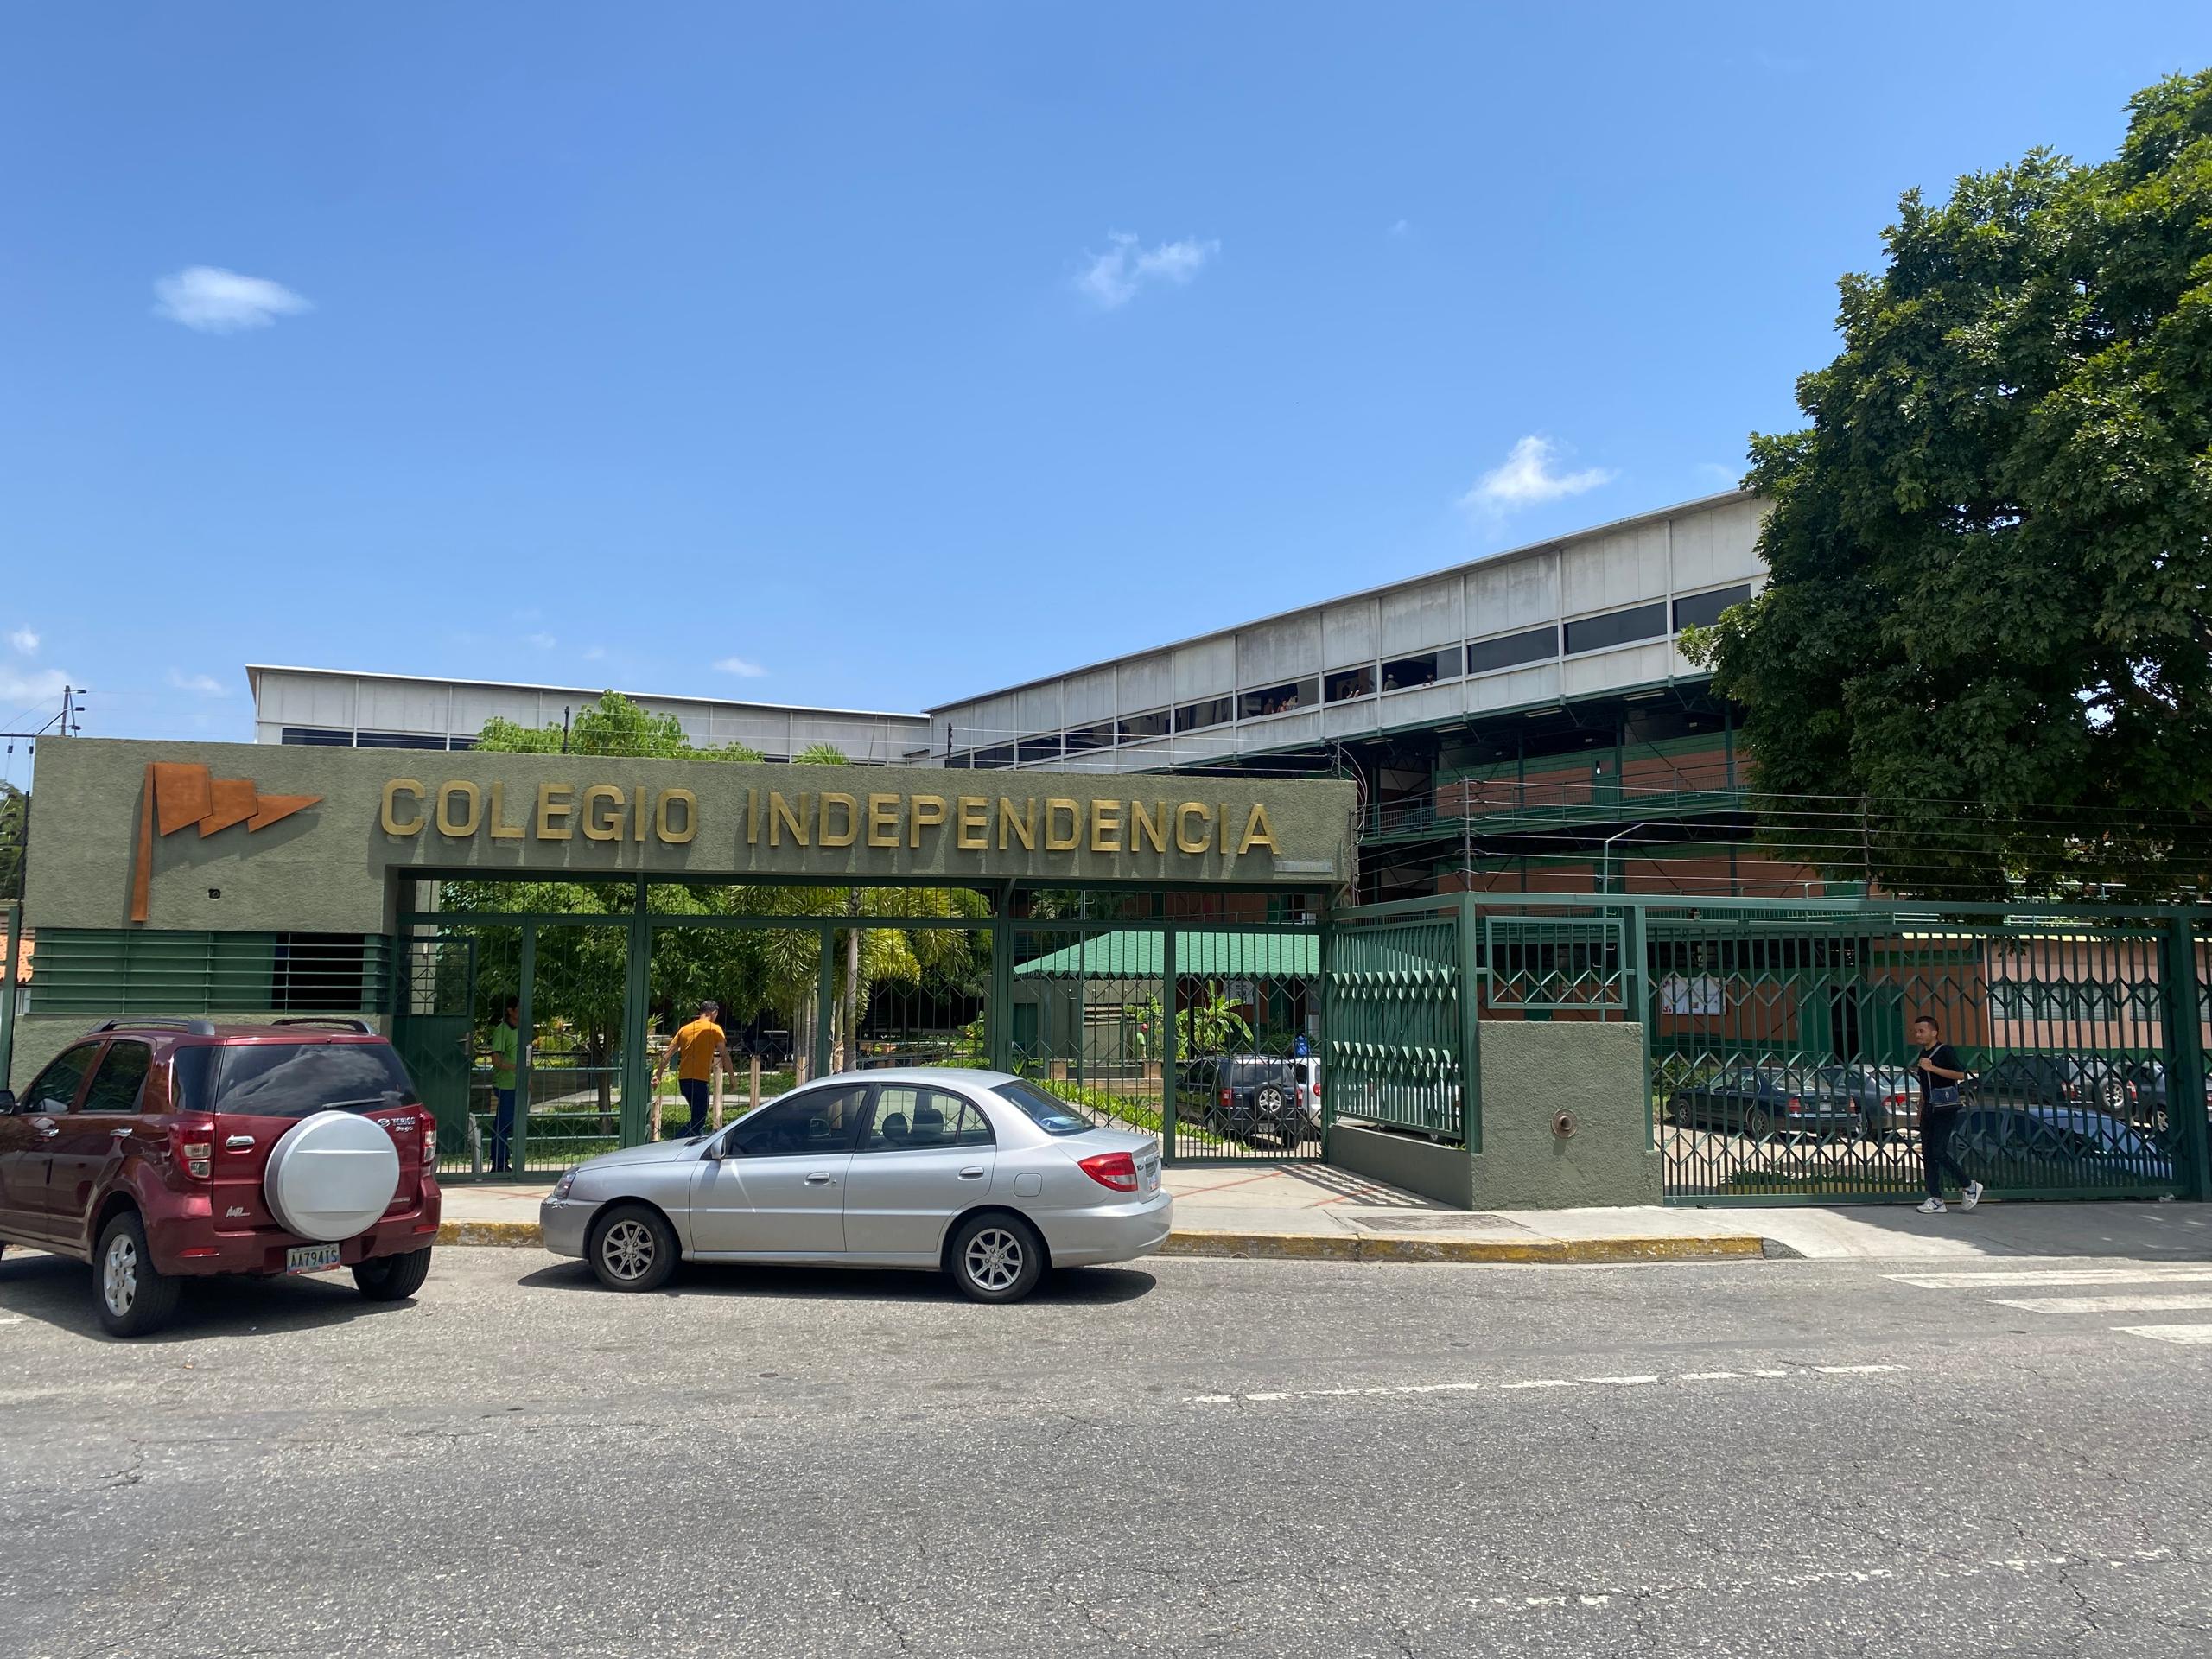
949,1212,1045,1304
353,1246,434,1301
96,1211,181,1338
589,1204,678,1293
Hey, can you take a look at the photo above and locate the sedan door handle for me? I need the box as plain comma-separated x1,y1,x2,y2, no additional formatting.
957,1166,986,1180
111,1128,136,1139
804,1173,837,1186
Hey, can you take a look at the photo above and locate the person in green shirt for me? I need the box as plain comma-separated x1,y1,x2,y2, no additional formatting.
487,995,521,1173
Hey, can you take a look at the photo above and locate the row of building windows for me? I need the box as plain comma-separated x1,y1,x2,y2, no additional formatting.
948,585,1752,768
282,728,478,750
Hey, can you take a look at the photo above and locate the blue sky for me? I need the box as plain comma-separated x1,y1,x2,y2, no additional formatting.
2,4,2206,776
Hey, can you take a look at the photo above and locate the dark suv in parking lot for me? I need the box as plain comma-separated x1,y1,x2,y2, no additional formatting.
0,1017,442,1336
1176,1054,1317,1148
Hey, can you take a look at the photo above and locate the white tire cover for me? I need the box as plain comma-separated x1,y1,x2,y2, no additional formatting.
264,1110,402,1242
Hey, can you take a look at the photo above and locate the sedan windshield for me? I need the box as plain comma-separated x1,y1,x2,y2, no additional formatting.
996,1080,1094,1136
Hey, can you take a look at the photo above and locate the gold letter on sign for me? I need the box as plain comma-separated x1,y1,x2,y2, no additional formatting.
436,781,482,837
1131,800,1167,854
1236,804,1281,855
819,791,859,849
536,783,575,841
1090,798,1122,853
657,788,698,844
581,784,625,842
956,796,988,849
770,791,810,848
381,780,426,836
997,797,1035,851
909,794,946,849
866,794,899,848
489,781,524,841
1045,798,1081,851
1174,802,1211,855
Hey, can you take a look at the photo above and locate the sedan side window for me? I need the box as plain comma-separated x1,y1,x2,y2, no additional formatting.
23,1045,99,1115
723,1085,867,1158
79,1042,153,1114
861,1087,995,1152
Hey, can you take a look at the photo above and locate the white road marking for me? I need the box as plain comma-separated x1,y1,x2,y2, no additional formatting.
2113,1323,2212,1345
1890,1267,2212,1290
1988,1293,2212,1314
1188,1365,1906,1403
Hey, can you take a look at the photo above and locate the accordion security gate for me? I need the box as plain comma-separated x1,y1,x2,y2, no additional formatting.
1464,896,2212,1207
392,888,1327,1179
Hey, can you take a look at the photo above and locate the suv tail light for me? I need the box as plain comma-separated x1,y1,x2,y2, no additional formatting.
423,1125,437,1164
1219,1089,1232,1108
1078,1151,1139,1192
173,1126,213,1180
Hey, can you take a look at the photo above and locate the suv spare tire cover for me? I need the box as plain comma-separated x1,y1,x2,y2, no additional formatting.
263,1110,402,1242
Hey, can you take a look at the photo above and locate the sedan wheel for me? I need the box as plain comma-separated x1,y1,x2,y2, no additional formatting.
950,1213,1046,1304
1742,1107,1774,1141
588,1204,678,1293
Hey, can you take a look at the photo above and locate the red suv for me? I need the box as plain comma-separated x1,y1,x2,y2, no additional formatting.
0,1017,442,1336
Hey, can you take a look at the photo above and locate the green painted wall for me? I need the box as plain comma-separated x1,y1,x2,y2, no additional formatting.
1469,1020,1661,1208
25,738,1359,935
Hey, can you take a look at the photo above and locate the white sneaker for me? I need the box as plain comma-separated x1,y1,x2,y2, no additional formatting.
1917,1197,1947,1214
1961,1181,1984,1211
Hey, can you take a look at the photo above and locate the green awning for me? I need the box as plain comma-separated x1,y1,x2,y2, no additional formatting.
1013,931,1317,979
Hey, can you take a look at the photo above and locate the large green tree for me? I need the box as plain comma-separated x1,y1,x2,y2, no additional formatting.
1689,72,2212,900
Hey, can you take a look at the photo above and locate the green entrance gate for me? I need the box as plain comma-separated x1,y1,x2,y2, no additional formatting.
397,886,1326,1179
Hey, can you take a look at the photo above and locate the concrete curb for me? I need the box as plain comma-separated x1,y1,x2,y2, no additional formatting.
435,1218,1777,1264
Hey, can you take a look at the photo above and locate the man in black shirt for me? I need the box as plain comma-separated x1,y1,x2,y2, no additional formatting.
1912,1015,1982,1214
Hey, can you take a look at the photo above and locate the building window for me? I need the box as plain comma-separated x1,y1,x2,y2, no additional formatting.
1325,665,1375,703
1465,626,1560,675
353,730,448,749
1672,584,1753,632
1238,677,1319,720
1065,722,1114,753
1381,646,1461,693
1175,696,1234,733
1564,602,1668,656
280,727,352,747
1118,709,1171,743
1017,733,1063,765
447,734,475,751
970,746,1014,769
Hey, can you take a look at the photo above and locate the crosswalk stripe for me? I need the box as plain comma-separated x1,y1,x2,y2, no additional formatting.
1890,1267,2212,1291
2112,1324,2212,1346
1988,1293,2212,1315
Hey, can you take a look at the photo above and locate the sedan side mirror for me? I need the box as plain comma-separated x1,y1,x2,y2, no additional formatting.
0,1090,16,1115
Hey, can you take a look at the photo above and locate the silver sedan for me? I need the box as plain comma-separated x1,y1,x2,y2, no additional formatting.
541,1068,1171,1302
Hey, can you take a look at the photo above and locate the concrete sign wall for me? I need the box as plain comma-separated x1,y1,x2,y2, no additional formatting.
26,739,1360,934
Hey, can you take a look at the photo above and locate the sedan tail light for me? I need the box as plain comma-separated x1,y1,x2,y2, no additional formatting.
1785,1096,1802,1115
1078,1151,1139,1192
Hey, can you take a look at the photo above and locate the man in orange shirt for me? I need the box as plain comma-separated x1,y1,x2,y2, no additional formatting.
658,999,728,1140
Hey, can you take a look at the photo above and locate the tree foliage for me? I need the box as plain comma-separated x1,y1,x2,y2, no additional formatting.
1688,72,2212,899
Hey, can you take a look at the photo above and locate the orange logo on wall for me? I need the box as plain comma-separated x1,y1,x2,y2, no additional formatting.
130,761,321,924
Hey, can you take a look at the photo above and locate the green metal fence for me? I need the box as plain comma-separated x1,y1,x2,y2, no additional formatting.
1463,895,2212,1207
1323,898,1472,1147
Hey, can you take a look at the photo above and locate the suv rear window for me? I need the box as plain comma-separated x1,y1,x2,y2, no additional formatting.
188,1041,417,1119
996,1080,1094,1136
1225,1059,1295,1085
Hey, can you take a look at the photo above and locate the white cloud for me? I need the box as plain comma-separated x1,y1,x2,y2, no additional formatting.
0,666,69,706
714,656,767,678
582,645,607,662
7,627,35,655
167,671,230,697
526,632,556,650
153,266,314,334
1460,435,1615,516
1696,461,1742,488
1075,232,1220,310
1389,219,1411,237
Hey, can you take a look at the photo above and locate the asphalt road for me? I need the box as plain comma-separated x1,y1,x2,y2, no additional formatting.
3,1242,2209,1658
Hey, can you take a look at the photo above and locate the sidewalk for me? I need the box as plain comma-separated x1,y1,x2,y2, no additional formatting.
435,1163,2212,1265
